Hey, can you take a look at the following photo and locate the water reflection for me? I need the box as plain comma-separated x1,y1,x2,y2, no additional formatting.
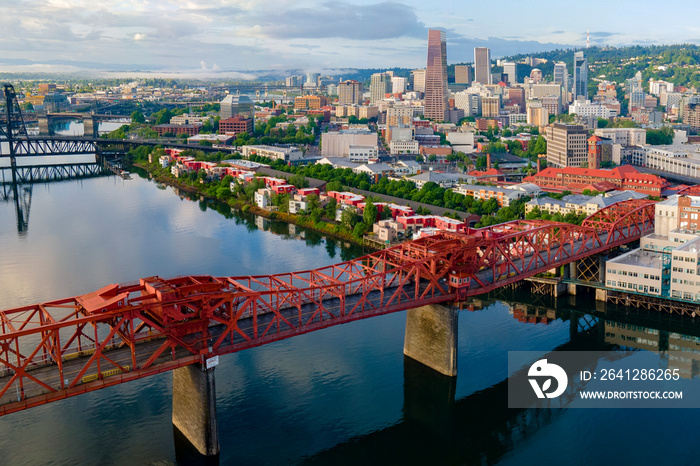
304,288,700,465
0,181,31,235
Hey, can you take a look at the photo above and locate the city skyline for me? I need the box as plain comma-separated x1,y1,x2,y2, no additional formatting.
1,0,700,77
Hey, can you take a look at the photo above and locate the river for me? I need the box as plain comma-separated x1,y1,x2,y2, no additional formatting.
1,168,700,465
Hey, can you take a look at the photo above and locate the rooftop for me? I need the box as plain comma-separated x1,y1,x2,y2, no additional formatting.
676,236,700,254
608,248,664,269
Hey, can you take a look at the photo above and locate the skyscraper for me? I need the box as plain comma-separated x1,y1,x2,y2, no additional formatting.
425,29,449,122
502,62,517,86
370,72,392,104
338,80,362,105
455,65,472,84
474,47,492,85
553,62,568,101
573,51,588,101
411,69,426,93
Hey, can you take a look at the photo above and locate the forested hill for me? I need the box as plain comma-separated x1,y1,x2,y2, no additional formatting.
503,44,700,88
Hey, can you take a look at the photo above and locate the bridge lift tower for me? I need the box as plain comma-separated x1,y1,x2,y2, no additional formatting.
1,83,30,185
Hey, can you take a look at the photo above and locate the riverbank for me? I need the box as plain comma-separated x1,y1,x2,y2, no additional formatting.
133,162,378,251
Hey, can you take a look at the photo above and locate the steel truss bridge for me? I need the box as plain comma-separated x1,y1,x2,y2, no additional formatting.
0,199,655,416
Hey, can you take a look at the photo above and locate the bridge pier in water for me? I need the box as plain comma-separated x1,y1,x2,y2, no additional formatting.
172,364,220,457
83,116,97,138
403,304,458,377
37,116,51,136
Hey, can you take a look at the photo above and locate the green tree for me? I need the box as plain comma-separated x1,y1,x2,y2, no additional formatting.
341,208,358,230
363,200,378,225
130,111,145,124
353,222,368,238
325,198,338,219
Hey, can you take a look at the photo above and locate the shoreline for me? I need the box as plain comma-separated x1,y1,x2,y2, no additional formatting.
133,162,381,251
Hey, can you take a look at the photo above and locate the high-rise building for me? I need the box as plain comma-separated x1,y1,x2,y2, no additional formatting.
411,69,426,93
220,94,255,121
338,80,363,105
481,96,501,118
391,76,407,95
305,72,321,87
573,51,588,101
502,62,517,86
508,87,526,110
370,72,392,104
553,62,568,102
544,123,588,168
474,47,492,85
425,29,449,122
455,65,473,85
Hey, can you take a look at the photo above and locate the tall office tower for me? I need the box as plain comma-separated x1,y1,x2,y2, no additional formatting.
391,76,407,95
573,51,588,101
305,72,321,87
220,94,255,121
338,80,363,105
502,62,517,86
553,62,568,101
544,123,588,168
474,47,492,85
425,29,449,122
370,72,392,104
455,65,473,84
411,69,426,93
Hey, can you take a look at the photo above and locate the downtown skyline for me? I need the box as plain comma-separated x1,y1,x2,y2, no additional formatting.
1,0,700,77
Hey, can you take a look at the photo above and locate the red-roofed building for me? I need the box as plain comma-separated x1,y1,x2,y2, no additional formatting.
523,165,668,196
468,168,506,182
271,184,296,195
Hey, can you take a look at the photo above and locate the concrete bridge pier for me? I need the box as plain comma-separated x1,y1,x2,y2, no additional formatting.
83,116,96,138
404,304,458,377
172,363,220,457
595,255,608,302
37,116,51,136
568,261,578,296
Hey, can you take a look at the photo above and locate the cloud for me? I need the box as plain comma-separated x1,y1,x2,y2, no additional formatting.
587,31,619,38
448,36,575,62
133,33,147,41
249,1,427,40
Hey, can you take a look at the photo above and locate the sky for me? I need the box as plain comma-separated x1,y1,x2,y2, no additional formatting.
1,0,700,78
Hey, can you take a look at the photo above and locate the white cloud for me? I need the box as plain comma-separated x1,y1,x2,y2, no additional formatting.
133,33,147,41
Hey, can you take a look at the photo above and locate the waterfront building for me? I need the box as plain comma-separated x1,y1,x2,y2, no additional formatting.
607,195,700,301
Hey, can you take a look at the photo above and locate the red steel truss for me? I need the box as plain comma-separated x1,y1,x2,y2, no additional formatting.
0,199,655,415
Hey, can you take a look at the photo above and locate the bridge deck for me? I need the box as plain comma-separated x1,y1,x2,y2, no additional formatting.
0,200,656,415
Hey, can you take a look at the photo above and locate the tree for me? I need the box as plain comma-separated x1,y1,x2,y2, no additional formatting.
326,180,343,192
325,198,337,219
310,208,323,224
289,173,309,188
341,208,359,230
532,135,547,155
363,201,378,225
130,111,145,124
353,222,368,238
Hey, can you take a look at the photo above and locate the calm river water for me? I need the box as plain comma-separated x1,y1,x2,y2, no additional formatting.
1,165,700,465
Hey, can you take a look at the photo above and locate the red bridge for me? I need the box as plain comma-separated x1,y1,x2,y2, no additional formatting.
0,199,655,419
